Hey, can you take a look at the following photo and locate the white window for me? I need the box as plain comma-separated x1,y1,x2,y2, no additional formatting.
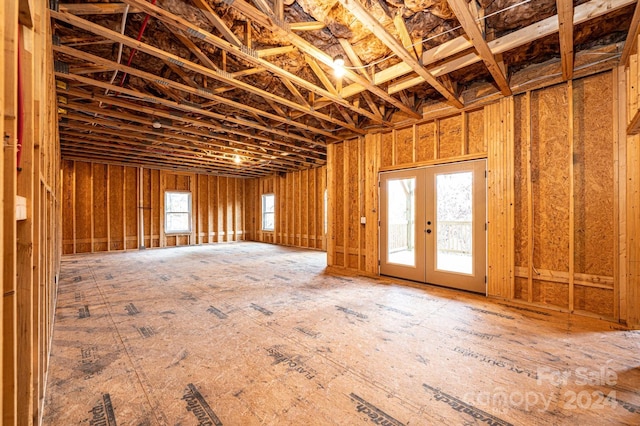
165,191,191,233
262,193,275,231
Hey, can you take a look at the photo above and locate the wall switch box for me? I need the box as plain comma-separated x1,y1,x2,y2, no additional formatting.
16,196,27,221
360,216,366,224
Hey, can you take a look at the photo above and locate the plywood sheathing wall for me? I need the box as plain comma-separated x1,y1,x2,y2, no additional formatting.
327,70,633,325
244,167,327,251
512,73,618,320
3,0,62,423
61,161,245,254
327,135,380,272
625,36,640,329
327,109,487,276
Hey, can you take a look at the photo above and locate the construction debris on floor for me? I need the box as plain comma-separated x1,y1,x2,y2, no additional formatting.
42,242,640,425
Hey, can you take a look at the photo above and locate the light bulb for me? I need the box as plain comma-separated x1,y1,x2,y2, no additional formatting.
234,155,241,164
333,55,345,77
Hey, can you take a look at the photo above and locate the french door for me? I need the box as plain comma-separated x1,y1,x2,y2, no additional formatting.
379,160,487,293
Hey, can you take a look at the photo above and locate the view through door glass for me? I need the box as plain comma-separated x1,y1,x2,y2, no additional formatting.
435,171,473,274
379,170,425,283
387,178,416,267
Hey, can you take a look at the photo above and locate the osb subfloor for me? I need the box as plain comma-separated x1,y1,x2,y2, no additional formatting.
43,242,640,425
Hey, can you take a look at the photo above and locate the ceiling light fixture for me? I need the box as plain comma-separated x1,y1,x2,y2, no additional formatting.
152,120,162,129
234,155,242,164
333,55,345,78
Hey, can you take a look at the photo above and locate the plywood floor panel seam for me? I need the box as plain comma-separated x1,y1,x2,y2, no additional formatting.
43,242,640,425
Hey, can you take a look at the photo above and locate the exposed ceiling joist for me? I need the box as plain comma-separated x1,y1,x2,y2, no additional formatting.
225,0,420,119
60,119,313,170
52,0,636,176
338,0,634,100
51,10,363,134
447,0,511,96
121,0,390,125
56,72,325,151
62,107,324,168
336,0,464,108
190,0,243,47
58,3,140,15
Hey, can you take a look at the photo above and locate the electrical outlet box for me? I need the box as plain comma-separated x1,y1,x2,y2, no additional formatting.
360,216,366,224
16,196,27,221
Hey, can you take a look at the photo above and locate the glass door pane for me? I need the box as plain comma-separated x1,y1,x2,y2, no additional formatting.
387,178,416,266
435,171,473,274
379,170,425,283
425,159,486,294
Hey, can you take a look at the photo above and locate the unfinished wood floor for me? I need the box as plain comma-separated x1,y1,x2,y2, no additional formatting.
43,242,639,425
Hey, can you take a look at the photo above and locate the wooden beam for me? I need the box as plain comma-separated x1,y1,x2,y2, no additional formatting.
58,72,328,148
230,66,265,78
58,3,140,15
525,92,533,303
620,0,640,66
119,0,388,125
337,0,464,108
4,0,19,420
59,140,274,175
50,10,365,133
290,21,325,31
226,0,418,119
252,0,274,16
59,119,320,169
266,99,288,118
189,0,243,47
556,0,575,80
393,12,418,60
59,136,279,175
54,44,338,141
149,80,185,103
568,81,575,311
163,60,199,88
69,65,114,75
627,108,640,134
257,45,296,57
338,0,634,100
61,104,325,164
338,38,371,82
361,92,383,119
18,0,33,28
275,0,284,21
305,57,338,96
172,28,218,71
281,76,310,107
447,0,511,95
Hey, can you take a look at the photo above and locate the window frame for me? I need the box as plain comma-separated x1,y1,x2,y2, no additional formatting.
164,190,192,234
262,193,275,232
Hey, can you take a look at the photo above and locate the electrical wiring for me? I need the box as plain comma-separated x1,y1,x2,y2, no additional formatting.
342,0,534,71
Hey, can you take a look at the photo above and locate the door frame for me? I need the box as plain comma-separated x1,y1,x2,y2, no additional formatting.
378,159,487,294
